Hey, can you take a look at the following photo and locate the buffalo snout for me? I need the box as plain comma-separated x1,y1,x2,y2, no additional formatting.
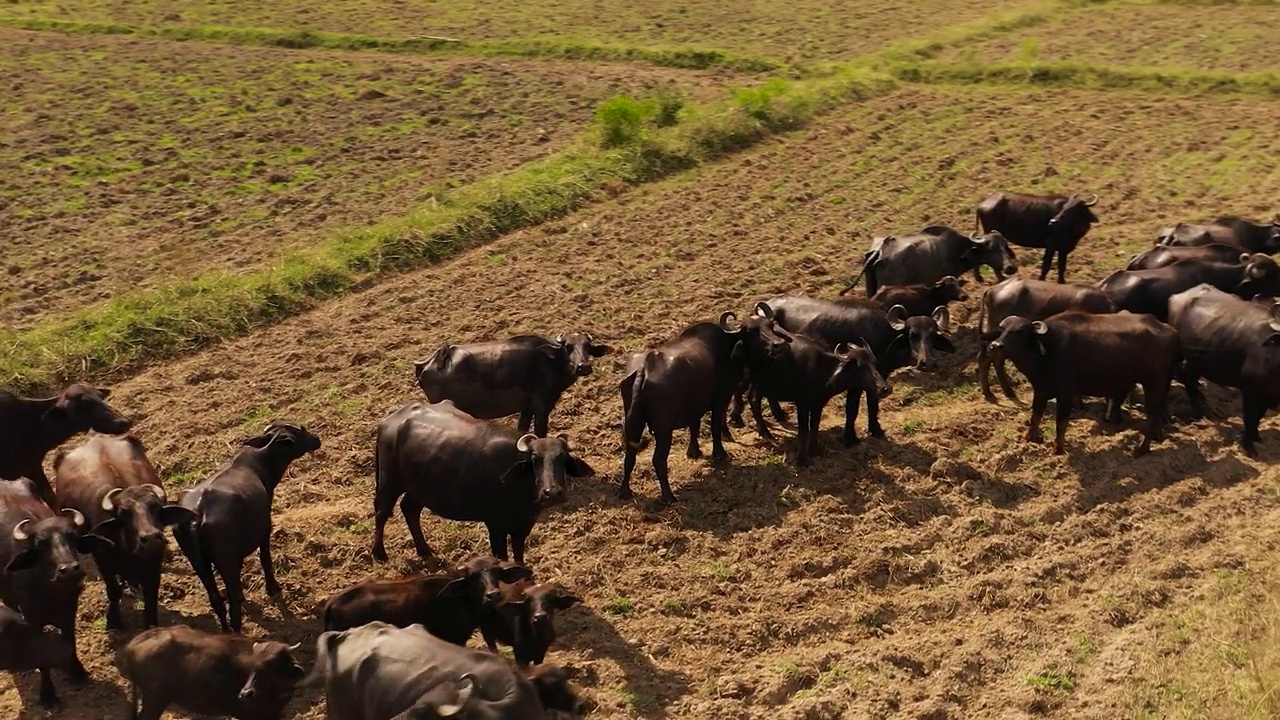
139,530,164,547
875,374,893,398
538,487,566,505
915,357,939,372
1002,264,1018,277
55,561,83,580
574,363,592,377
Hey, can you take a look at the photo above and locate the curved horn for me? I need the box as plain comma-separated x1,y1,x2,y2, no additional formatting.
438,675,476,716
1032,321,1049,335
1269,302,1280,332
1083,193,1099,206
12,519,31,543
61,508,86,528
1271,213,1280,226
101,487,125,513
753,302,775,320
286,642,302,653
932,305,951,333
887,305,908,331
143,484,166,501
719,311,741,333
834,342,853,361
859,337,873,354
555,433,574,453
554,333,565,345
516,433,538,454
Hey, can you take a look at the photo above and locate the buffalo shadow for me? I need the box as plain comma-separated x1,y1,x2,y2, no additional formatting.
12,671,128,720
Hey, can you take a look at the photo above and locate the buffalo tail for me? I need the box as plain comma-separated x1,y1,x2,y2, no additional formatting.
622,369,649,452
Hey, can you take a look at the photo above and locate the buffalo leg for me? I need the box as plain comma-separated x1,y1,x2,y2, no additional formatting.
510,524,533,566
843,388,862,445
400,495,433,559
517,410,533,435
994,357,1020,403
260,534,282,597
795,405,812,467
729,385,748,428
768,397,791,426
620,445,638,500
971,267,984,285
1241,392,1265,457
1053,392,1074,455
1056,249,1068,284
866,387,886,439
486,526,509,561
1026,391,1049,444
979,345,996,402
652,431,678,504
371,479,405,562
104,573,126,631
1037,249,1053,282
140,572,161,629
58,617,88,683
749,390,775,442
1105,396,1127,424
686,421,703,459
710,402,731,462
187,549,229,631
1180,365,1207,418
37,667,58,708
531,403,552,438
217,557,246,634
809,401,828,457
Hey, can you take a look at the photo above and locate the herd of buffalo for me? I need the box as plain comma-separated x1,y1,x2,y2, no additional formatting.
1,190,1280,718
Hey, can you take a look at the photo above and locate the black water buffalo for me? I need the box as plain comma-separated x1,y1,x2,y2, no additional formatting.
867,275,969,317
730,317,892,466
1126,242,1246,271
53,435,195,630
305,621,579,719
1157,215,1280,254
1098,254,1280,321
841,226,1017,297
413,333,610,438
121,625,306,720
619,312,788,503
0,478,113,706
975,191,1100,283
987,312,1180,457
1168,284,1280,456
0,603,75,707
0,383,132,505
373,400,593,565
760,296,955,443
482,581,581,666
172,422,321,633
977,276,1118,403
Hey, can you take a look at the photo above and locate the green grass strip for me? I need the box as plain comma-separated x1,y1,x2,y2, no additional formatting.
886,60,1280,96
0,68,894,394
0,16,786,74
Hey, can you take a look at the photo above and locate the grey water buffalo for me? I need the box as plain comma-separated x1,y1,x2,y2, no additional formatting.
620,312,788,503
53,434,195,630
1157,216,1280,254
0,384,132,505
975,191,1100,283
841,226,1017,297
760,296,955,444
1098,254,1280,321
373,400,593,565
1168,284,1280,456
730,314,892,466
987,312,1180,457
414,333,610,438
482,581,581,666
868,275,969,317
121,624,306,720
977,276,1118,402
0,603,75,707
1126,242,1246,271
321,555,533,646
305,620,579,719
0,478,113,706
172,422,321,633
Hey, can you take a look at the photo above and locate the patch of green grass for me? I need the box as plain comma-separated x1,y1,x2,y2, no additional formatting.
901,418,925,435
1025,668,1075,692
603,597,635,616
710,563,737,580
857,611,887,630
885,59,1280,97
660,599,685,615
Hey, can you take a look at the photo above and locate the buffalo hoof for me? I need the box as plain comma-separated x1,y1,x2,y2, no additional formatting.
982,391,998,404
1241,442,1259,459
711,448,730,463
773,414,793,428
869,426,887,440
106,616,125,632
67,664,89,685
617,486,635,501
686,446,703,460
37,694,59,710
758,430,776,444
659,492,679,505
1052,443,1066,456
1131,445,1150,458
371,545,389,563
265,581,283,597
842,433,860,447
729,415,745,429
1025,432,1044,445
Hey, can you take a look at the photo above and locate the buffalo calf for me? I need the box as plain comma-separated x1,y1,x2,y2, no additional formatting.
976,191,1100,283
481,581,582,666
868,275,969,317
0,603,75,707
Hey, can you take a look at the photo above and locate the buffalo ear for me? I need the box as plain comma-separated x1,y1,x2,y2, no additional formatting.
730,341,747,361
5,550,40,573
1263,333,1280,347
539,344,562,361
243,434,274,449
589,343,610,358
555,592,582,610
77,533,114,554
499,565,535,584
159,505,198,527
439,576,470,599
565,456,595,479
932,335,956,354
90,518,124,541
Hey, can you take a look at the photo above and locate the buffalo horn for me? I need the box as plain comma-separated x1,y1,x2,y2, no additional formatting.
834,342,852,361
719,311,741,333
887,305,908,331
1083,193,1099,206
438,675,476,716
101,487,125,513
555,433,575,453
1269,303,1280,332
555,334,565,345
287,642,302,653
860,338,874,355
61,508,86,528
516,433,538,454
1271,213,1280,226
1032,321,1049,335
932,305,951,333
11,519,31,543
143,484,166,501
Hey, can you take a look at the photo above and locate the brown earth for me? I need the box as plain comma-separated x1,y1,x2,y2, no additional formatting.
0,28,741,328
0,0,1031,64
937,4,1280,75
3,85,1280,718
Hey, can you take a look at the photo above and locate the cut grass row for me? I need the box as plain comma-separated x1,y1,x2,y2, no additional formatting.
885,60,1280,96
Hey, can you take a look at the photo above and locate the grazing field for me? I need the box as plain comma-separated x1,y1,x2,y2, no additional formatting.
0,28,739,328
6,84,1280,718
936,4,1280,75
0,0,1028,63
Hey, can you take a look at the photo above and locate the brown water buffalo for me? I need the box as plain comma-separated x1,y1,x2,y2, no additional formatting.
121,624,306,720
172,422,321,633
1126,242,1246,271
0,478,113,706
620,312,789,503
977,276,1118,403
413,333,610,438
53,434,195,630
304,621,579,719
481,581,581,667
867,275,969,316
1098,254,1280,321
0,384,132,505
987,312,1180,457
321,555,533,646
373,400,593,565
842,226,1016,297
1168,284,1280,456
1157,215,1280,254
975,191,1100,283
0,603,75,708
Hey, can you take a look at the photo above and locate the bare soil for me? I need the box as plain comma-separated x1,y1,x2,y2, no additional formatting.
4,85,1280,718
0,28,740,328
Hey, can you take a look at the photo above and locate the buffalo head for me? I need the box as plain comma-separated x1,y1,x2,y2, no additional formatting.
887,304,955,372
525,664,581,715
988,316,1050,366
1237,253,1280,298
91,484,195,556
1047,194,1100,236
242,422,322,458
964,231,1018,278
6,509,113,583
514,433,593,508
724,305,792,361
238,640,305,706
830,341,892,398
42,384,132,437
934,275,969,303
544,333,610,378
441,555,535,608
498,582,581,665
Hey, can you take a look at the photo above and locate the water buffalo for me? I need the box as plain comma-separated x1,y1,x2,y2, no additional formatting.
988,312,1180,457
53,434,196,630
373,399,593,565
1168,284,1280,456
1126,242,1246,271
482,581,581,666
619,311,788,503
1098,254,1280,321
0,478,113,706
172,422,321,633
0,603,75,708
121,625,305,720
1157,216,1280,254
305,621,579,719
867,275,969,317
841,226,1017,297
0,383,132,505
975,191,1100,283
977,276,1118,403
413,333,610,438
